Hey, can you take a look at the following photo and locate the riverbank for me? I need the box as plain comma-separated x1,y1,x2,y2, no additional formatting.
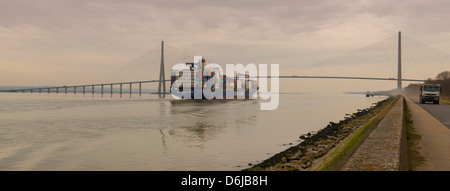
244,96,396,171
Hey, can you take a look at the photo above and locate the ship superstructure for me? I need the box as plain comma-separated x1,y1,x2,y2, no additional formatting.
170,58,258,99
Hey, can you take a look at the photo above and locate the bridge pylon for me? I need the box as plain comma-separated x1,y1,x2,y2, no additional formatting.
397,31,402,92
158,41,166,98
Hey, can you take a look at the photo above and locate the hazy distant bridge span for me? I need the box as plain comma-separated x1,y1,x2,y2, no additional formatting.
275,75,424,82
8,79,170,95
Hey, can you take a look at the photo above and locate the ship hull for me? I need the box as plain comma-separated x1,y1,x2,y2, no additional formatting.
170,89,257,100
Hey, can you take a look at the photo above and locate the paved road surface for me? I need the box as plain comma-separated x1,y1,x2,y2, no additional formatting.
405,97,450,171
407,96,450,129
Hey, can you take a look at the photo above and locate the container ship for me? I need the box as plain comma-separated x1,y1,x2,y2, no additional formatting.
170,58,258,99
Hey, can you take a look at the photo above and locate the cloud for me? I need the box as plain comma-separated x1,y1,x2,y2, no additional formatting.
0,0,450,86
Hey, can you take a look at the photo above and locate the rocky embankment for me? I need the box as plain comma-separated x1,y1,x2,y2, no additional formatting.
244,97,395,171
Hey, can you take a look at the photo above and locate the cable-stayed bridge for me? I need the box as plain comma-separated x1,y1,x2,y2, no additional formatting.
5,31,448,97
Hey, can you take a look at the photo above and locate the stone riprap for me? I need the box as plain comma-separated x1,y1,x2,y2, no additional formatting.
244,97,395,171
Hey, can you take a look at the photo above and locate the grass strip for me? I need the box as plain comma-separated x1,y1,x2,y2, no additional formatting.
317,96,398,171
403,99,426,171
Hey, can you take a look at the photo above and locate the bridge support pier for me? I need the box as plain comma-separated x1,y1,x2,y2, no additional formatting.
129,83,132,95
120,84,122,95
92,85,94,94
101,85,104,95
139,82,142,96
83,86,85,94
110,84,113,95
74,87,77,94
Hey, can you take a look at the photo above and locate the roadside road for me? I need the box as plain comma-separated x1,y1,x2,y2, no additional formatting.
405,97,450,171
407,96,450,129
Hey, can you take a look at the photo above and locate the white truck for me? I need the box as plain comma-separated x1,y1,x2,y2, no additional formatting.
419,84,441,104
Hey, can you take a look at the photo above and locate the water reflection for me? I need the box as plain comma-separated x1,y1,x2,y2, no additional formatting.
160,129,168,154
165,99,259,148
174,122,224,149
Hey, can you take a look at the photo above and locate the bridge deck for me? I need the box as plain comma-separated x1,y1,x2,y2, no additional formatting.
4,76,424,93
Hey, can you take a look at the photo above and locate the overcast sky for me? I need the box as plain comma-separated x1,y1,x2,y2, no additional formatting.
1,0,450,89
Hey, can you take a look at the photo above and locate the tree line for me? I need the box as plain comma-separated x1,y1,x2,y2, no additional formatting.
404,71,450,100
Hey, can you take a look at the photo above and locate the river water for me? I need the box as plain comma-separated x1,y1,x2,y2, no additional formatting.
0,92,386,170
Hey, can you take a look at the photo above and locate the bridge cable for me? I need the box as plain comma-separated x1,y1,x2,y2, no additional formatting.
437,55,447,77
379,41,396,78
